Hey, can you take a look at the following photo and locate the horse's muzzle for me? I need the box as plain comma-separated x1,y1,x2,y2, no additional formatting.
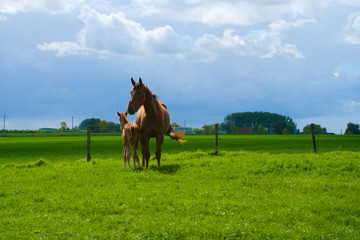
127,101,136,115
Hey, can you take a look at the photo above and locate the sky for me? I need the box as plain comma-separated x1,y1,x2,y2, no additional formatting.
1,0,360,133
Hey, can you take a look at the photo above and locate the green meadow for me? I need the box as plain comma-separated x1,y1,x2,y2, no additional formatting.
0,134,359,239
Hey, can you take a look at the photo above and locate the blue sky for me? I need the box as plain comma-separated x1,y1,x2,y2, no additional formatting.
1,0,360,133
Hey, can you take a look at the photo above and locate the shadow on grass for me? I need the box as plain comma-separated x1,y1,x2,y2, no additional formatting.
150,164,181,175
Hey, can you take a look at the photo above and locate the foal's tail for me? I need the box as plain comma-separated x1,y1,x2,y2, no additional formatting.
167,126,187,143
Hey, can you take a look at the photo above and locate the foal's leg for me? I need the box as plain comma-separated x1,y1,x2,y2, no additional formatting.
125,144,131,169
155,135,164,167
123,143,127,169
132,147,139,170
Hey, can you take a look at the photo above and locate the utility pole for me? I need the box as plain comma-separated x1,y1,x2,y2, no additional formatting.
3,113,5,137
72,116,74,135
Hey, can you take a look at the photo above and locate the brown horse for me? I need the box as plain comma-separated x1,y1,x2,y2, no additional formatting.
127,77,186,168
116,111,140,169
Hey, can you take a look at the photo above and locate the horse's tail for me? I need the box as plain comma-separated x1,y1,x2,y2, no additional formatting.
167,126,187,143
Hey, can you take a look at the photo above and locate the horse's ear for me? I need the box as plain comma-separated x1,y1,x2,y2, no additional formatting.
139,77,143,85
131,77,136,86
116,111,121,117
125,111,128,117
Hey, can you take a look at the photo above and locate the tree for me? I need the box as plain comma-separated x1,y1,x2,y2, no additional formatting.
222,112,297,134
192,128,204,134
257,124,266,134
345,122,360,134
230,124,239,134
99,120,108,133
79,118,101,132
171,122,181,127
60,121,67,132
273,122,287,134
303,124,323,134
79,118,120,133
282,128,288,135
202,124,213,134
239,126,253,134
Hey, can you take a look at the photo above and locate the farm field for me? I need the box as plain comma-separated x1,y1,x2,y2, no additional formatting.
1,134,360,164
0,134,360,239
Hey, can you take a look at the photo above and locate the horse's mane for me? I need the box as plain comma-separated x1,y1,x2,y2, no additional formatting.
144,85,167,109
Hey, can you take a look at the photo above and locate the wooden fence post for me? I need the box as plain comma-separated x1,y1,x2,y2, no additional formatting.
215,123,219,156
311,123,317,153
87,125,92,161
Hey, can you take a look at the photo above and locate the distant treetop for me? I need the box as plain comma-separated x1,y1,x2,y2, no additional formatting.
220,111,298,134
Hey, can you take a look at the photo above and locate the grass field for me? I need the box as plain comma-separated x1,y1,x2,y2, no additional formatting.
1,134,359,239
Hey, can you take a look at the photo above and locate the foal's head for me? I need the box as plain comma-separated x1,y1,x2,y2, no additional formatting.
127,77,152,115
116,111,128,129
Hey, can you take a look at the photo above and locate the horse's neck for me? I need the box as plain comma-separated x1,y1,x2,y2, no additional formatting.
143,98,157,118
120,119,128,130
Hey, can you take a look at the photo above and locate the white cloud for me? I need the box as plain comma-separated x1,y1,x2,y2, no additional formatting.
196,19,313,59
345,12,360,44
338,0,360,6
131,0,169,16
36,4,315,60
0,0,85,14
346,100,360,108
37,41,88,57
172,1,319,26
38,6,186,58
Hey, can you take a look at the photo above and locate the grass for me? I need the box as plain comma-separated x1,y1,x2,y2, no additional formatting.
0,135,360,239
0,134,359,164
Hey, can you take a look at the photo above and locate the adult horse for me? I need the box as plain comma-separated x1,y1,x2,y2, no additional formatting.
127,77,186,168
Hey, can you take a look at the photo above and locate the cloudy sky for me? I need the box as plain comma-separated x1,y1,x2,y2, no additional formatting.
1,0,360,133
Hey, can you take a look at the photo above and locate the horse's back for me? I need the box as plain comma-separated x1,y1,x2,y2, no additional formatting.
123,122,139,145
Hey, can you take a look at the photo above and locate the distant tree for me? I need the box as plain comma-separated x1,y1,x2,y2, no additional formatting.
345,122,360,134
230,124,239,134
60,121,67,132
193,128,204,134
273,122,287,134
99,120,108,133
303,124,323,134
282,128,289,135
79,118,119,133
257,124,266,135
321,127,327,134
171,122,181,127
108,121,121,133
222,112,297,134
202,124,213,134
239,126,253,134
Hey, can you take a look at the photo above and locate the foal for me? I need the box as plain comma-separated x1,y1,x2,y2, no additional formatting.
116,111,140,169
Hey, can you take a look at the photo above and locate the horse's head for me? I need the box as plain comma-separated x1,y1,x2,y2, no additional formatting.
116,111,128,128
127,77,149,115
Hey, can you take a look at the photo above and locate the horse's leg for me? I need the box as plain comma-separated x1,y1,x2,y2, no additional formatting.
133,133,140,169
140,136,150,168
156,135,164,167
133,147,139,169
123,143,127,169
125,144,131,169
145,137,150,169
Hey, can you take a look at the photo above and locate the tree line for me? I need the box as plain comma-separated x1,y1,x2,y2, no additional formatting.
219,112,298,134
60,113,360,135
78,118,121,133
